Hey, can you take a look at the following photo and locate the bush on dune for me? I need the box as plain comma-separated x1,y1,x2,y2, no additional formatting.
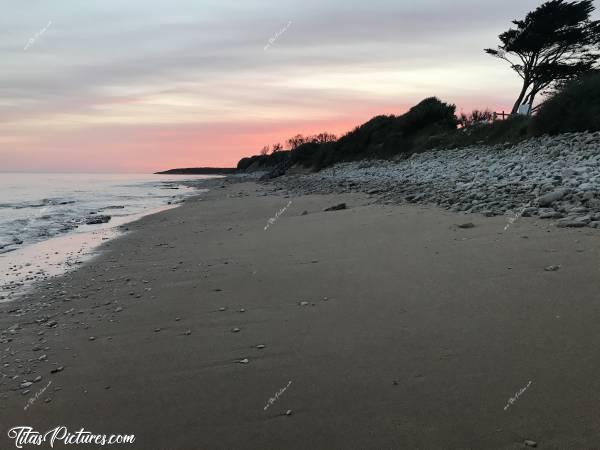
238,83,600,176
397,97,457,133
314,97,458,168
431,115,531,150
532,72,600,135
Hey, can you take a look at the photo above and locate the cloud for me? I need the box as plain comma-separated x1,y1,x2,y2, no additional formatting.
0,0,576,171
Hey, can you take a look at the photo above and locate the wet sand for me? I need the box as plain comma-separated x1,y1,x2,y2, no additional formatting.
0,204,181,302
1,180,600,449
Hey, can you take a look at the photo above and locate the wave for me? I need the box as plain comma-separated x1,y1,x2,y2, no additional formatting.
0,198,77,210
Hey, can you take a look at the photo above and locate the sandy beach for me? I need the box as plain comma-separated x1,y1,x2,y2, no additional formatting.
1,179,600,449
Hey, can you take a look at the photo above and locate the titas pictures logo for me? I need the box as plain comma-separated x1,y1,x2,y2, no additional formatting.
7,427,135,448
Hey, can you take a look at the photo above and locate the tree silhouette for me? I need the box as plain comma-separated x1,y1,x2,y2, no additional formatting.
485,0,600,114
286,134,307,150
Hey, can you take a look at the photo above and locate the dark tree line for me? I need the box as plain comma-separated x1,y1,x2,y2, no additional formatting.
259,132,337,155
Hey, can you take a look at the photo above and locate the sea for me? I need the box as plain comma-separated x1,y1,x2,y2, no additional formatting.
0,173,217,300
0,173,215,254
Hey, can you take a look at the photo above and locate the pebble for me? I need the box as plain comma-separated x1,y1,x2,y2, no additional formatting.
458,223,475,229
231,328,241,333
238,358,249,364
88,336,96,341
324,203,347,212
524,440,537,448
271,131,600,230
544,265,561,272
184,330,192,336
50,366,64,374
285,409,293,416
256,344,265,349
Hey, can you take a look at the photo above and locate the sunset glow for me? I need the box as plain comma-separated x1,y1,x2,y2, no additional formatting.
0,0,575,172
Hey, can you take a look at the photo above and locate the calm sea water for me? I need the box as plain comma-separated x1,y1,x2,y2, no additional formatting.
0,173,216,254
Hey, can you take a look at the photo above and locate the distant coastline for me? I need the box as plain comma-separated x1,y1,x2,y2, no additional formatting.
155,167,237,175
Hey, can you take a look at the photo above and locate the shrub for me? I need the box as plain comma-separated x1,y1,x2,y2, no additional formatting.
457,109,494,128
397,97,457,133
532,71,600,135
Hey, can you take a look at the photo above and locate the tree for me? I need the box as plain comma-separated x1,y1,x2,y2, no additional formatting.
260,145,270,156
271,143,283,152
485,0,600,114
312,132,337,144
286,134,307,150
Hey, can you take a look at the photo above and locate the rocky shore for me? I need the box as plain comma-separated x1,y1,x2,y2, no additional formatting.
271,131,600,228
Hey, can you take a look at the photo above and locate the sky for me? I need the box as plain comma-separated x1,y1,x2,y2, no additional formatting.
0,0,588,172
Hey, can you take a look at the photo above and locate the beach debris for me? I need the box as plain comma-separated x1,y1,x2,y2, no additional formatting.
218,307,227,312
256,344,265,349
324,203,347,212
85,215,111,225
524,440,537,448
239,308,246,313
184,330,192,336
556,219,588,228
299,301,309,307
231,328,241,333
88,336,96,341
175,317,181,321
237,358,249,364
544,265,561,272
154,328,161,332
458,222,475,229
285,409,293,416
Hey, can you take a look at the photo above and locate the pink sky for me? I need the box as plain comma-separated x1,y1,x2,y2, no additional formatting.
1,0,552,172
